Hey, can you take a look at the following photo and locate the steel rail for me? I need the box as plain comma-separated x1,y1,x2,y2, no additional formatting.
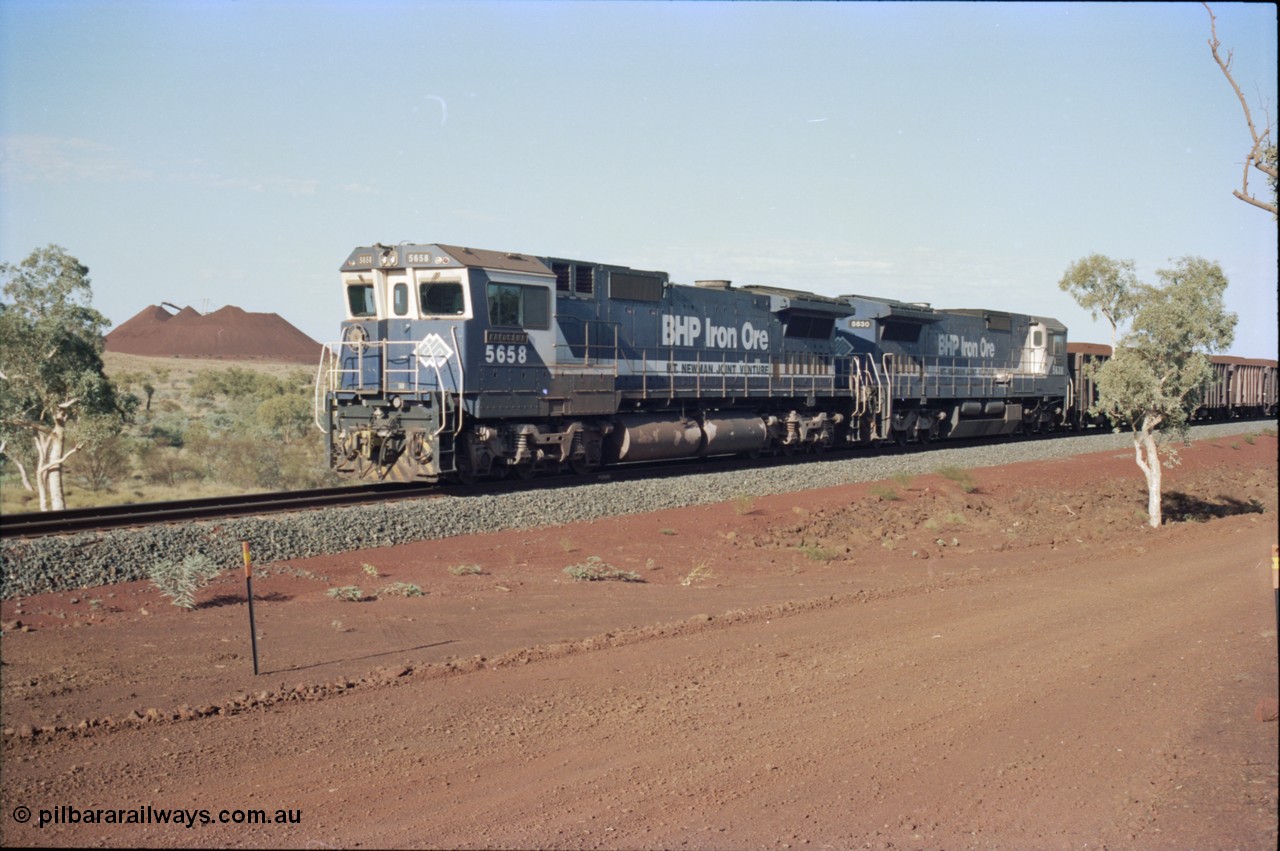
0,483,433,539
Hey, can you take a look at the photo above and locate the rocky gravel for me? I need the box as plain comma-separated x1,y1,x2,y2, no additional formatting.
1,421,1270,598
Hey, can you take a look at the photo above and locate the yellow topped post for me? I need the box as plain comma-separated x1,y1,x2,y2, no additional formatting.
243,541,260,675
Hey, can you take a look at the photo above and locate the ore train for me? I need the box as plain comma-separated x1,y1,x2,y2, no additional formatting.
315,243,1277,483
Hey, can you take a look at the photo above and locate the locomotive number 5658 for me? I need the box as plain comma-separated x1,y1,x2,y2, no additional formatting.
485,344,528,365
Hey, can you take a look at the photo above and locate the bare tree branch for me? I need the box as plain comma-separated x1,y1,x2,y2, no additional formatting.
1204,2,1279,216
36,441,83,476
1232,187,1278,214
0,439,35,493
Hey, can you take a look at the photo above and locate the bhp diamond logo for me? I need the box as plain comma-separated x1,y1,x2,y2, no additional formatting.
415,333,454,369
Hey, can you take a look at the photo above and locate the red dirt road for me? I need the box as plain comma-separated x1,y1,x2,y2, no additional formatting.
2,436,1277,848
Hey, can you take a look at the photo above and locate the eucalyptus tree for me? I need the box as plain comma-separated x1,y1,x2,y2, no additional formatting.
0,245,133,510
1058,255,1237,527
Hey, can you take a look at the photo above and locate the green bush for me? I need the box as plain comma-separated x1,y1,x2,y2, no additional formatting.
379,582,424,597
936,465,977,493
149,553,222,609
869,483,900,501
798,544,840,562
563,557,643,583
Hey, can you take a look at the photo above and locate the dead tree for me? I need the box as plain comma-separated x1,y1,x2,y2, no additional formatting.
1204,2,1278,217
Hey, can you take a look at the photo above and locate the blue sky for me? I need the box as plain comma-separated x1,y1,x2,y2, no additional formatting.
2,0,1276,357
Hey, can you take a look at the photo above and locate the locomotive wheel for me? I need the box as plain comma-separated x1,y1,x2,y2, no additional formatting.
569,457,599,476
453,438,479,485
512,463,537,481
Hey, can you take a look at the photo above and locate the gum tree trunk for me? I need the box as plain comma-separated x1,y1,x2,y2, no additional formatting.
1131,418,1163,528
34,408,78,512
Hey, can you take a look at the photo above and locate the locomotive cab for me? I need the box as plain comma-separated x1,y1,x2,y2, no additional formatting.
338,267,472,391
1018,321,1065,377
320,243,609,483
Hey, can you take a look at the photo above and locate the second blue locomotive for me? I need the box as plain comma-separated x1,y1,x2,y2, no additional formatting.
318,243,1070,482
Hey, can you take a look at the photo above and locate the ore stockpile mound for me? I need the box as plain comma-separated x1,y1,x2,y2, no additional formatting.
104,304,323,363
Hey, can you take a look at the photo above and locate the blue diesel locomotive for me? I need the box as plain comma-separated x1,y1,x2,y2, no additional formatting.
316,243,1070,482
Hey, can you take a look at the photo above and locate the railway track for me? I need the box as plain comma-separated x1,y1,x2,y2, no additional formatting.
3,419,1270,541
0,440,910,540
0,453,790,539
0,483,436,539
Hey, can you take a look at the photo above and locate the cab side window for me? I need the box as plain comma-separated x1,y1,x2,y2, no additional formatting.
487,283,549,329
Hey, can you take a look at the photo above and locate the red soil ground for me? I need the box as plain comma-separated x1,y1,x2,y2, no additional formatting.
1,435,1277,849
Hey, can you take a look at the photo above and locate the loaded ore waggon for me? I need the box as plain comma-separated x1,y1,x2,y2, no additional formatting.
1066,343,1279,426
316,243,1073,483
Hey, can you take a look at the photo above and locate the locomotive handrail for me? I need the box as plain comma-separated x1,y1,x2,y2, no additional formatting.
873,349,1060,407
384,347,418,392
422,335,448,438
450,324,464,438
323,339,383,395
880,353,895,428
312,343,339,432
554,317,620,368
320,338,1090,422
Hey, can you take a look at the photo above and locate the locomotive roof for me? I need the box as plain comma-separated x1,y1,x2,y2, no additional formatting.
431,244,554,276
839,294,942,323
342,243,554,276
738,285,856,315
946,308,1066,332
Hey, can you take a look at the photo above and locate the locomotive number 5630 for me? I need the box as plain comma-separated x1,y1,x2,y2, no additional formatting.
485,344,528,365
